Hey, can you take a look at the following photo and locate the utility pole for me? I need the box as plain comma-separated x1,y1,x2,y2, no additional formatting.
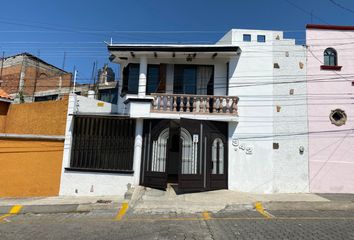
62,52,66,70
91,61,96,88
0,51,4,87
72,68,78,93
32,50,40,101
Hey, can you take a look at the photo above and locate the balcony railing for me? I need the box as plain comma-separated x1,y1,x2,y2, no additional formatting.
151,93,239,115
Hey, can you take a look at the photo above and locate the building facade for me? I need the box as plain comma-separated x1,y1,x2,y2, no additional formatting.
58,28,309,196
306,24,354,193
0,53,72,102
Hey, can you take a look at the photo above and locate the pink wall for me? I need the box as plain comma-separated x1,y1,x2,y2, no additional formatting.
307,26,354,193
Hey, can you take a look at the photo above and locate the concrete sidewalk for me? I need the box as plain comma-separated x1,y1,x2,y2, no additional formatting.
1,188,354,215
129,187,354,213
0,195,124,214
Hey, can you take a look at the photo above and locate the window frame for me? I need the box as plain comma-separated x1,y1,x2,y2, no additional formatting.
243,34,251,42
324,48,338,66
121,63,140,96
146,64,161,95
257,35,266,43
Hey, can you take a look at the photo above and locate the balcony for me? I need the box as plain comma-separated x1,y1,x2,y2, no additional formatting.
151,93,239,115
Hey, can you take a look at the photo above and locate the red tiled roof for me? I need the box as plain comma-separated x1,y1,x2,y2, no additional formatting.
0,88,12,100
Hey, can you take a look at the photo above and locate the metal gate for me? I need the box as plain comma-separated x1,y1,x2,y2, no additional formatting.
141,119,170,189
70,115,135,172
141,119,228,192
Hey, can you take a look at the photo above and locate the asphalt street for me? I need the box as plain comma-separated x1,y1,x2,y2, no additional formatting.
1,208,354,239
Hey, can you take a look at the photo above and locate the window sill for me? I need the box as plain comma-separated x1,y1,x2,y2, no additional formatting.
320,65,342,71
65,167,134,174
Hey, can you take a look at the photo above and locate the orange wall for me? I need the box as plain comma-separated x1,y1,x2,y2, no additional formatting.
0,102,10,133
0,139,63,197
4,98,68,135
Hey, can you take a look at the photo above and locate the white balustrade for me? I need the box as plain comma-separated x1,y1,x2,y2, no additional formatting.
151,94,239,115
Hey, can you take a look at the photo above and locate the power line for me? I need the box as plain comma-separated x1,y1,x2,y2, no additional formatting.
329,0,354,14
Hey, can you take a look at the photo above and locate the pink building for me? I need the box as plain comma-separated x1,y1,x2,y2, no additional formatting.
307,24,354,193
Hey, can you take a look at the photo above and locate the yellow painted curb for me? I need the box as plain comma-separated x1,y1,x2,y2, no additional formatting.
0,205,23,223
115,202,129,221
202,211,211,220
9,205,23,214
254,202,273,219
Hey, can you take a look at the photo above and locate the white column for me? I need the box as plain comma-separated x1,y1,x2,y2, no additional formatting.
138,56,147,97
132,118,143,185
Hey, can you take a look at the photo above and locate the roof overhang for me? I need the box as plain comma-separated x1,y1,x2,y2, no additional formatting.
107,44,240,62
0,98,12,103
306,24,354,31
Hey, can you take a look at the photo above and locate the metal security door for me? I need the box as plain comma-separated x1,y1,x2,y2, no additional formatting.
142,119,170,190
178,119,204,193
205,121,228,190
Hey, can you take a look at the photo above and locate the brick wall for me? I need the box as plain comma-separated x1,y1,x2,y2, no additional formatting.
0,54,72,96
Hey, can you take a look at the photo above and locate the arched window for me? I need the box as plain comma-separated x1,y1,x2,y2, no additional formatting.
324,48,337,66
151,128,169,172
212,138,224,175
181,127,198,174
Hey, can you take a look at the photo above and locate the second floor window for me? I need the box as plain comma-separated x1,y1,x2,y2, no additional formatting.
146,64,166,95
121,63,139,95
243,34,251,42
324,48,337,66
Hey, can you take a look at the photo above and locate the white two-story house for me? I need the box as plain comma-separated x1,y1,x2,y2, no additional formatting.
59,29,309,196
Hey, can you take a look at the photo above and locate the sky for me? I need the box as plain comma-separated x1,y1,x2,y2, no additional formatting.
1,0,354,84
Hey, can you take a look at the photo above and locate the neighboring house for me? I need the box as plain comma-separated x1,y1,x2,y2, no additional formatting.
0,88,12,132
59,28,308,196
306,24,354,193
0,52,72,102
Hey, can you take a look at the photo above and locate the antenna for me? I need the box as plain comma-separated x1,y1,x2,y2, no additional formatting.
62,52,66,70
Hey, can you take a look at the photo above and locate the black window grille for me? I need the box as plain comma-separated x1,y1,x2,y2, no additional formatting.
70,116,136,172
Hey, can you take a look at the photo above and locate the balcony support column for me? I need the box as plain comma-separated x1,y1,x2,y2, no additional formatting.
138,56,147,97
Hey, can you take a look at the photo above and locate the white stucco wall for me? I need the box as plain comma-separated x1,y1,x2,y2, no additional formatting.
272,41,309,193
59,94,138,196
223,29,308,193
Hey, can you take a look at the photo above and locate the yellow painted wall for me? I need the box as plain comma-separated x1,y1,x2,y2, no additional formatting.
0,98,68,197
0,102,10,133
4,98,68,135
0,139,64,197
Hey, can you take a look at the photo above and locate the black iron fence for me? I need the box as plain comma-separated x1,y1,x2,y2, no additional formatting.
70,116,136,172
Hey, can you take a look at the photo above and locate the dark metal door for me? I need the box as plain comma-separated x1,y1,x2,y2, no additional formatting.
142,119,170,190
205,121,228,190
178,118,204,193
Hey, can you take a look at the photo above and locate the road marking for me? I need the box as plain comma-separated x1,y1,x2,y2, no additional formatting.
254,202,273,219
202,211,211,220
0,205,23,223
115,202,129,221
9,205,23,214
